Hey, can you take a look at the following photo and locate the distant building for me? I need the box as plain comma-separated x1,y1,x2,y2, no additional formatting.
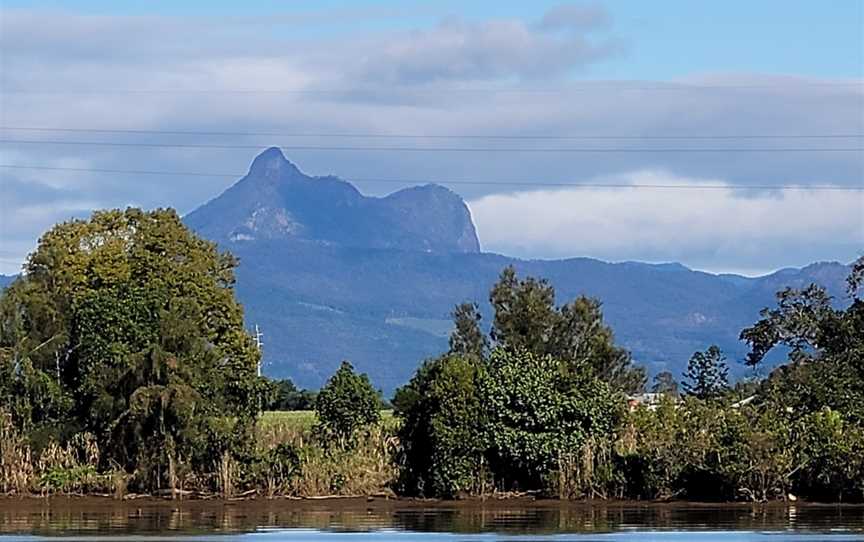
731,395,757,409
627,392,677,411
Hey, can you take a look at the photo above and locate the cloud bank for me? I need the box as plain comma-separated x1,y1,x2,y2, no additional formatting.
0,4,861,275
469,171,863,275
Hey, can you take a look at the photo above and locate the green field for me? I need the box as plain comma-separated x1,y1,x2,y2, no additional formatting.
260,410,395,431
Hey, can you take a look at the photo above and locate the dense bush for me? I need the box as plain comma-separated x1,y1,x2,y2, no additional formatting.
315,361,381,446
483,348,620,495
265,378,317,410
0,209,266,493
396,348,621,498
395,354,487,497
396,261,864,502
1,210,861,503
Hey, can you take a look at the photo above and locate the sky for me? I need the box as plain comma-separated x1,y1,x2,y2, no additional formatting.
1,0,862,276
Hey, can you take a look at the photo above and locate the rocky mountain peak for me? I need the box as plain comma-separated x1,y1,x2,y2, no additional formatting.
185,149,481,253
247,147,302,180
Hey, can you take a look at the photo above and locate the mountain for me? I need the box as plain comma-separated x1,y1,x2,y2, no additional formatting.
0,275,14,290
182,149,851,393
185,147,480,253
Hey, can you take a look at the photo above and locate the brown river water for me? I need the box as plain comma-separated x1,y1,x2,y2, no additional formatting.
0,497,862,540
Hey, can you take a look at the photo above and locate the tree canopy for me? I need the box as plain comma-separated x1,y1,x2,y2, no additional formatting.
451,266,646,394
315,361,381,445
0,208,263,489
682,345,729,400
741,256,864,424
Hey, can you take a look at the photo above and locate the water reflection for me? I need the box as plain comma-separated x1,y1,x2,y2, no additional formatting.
0,498,862,536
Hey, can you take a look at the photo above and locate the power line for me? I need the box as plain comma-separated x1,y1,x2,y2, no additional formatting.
2,82,861,94
1,139,861,153
2,164,862,192
2,126,862,141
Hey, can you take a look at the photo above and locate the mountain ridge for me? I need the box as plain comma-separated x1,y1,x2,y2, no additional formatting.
185,147,480,253
180,148,851,392
4,149,850,393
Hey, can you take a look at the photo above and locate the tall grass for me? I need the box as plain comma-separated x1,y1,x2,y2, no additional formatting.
256,410,399,497
1,408,399,498
0,411,33,494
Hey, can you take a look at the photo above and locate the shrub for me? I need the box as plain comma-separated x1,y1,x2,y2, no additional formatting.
396,355,487,497
315,361,381,446
482,348,620,495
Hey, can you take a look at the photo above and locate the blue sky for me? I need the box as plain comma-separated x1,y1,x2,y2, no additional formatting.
5,0,862,79
1,1,862,275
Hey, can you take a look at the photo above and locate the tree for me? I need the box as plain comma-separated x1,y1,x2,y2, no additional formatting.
448,302,488,358
395,347,620,498
395,354,487,497
482,347,620,495
848,255,864,298
651,371,679,396
265,378,316,410
553,297,646,394
740,285,835,367
682,346,729,400
489,267,558,354
741,267,864,424
315,361,381,445
486,266,645,394
0,208,263,489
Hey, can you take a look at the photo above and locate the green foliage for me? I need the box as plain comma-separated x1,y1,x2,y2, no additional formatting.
463,266,646,394
448,302,488,358
315,361,381,445
39,465,100,493
621,398,864,503
265,378,317,410
396,348,620,498
682,345,729,400
741,273,864,423
396,355,487,497
255,442,301,496
0,208,264,491
847,255,864,298
741,285,835,367
482,348,620,492
796,407,864,501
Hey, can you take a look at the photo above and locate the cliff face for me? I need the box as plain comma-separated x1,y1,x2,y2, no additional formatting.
184,147,480,253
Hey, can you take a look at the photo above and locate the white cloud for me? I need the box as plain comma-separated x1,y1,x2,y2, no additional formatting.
468,171,864,274
346,12,620,84
0,5,862,275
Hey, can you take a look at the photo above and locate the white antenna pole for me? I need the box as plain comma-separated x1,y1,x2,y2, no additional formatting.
253,324,264,377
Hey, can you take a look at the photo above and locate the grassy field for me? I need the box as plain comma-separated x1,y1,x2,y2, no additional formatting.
259,410,396,431
256,410,399,497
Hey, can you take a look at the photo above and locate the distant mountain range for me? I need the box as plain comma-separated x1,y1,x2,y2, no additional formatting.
1,149,851,394
182,148,852,393
0,275,14,290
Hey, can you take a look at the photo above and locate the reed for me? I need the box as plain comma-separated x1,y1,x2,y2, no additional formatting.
0,411,33,494
255,411,399,497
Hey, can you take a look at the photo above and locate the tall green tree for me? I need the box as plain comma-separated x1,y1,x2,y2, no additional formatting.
395,354,487,497
741,262,864,423
448,302,488,358
315,361,381,445
482,348,620,493
0,208,263,488
264,378,316,411
848,255,864,298
485,266,645,394
682,345,729,400
651,371,679,396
